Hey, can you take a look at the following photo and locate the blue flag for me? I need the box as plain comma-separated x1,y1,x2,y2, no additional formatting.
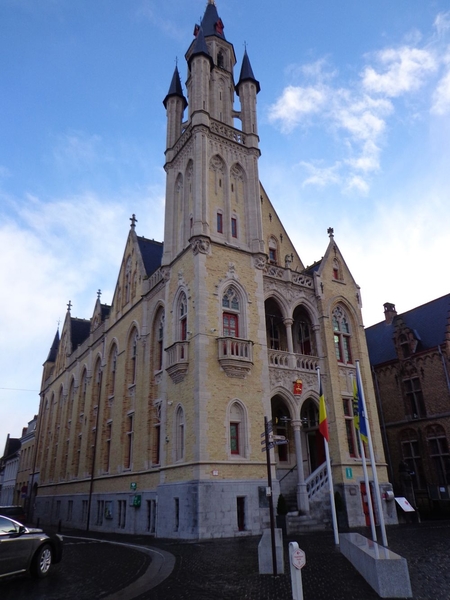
353,372,368,442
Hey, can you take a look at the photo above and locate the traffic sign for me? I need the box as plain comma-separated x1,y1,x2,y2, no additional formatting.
292,548,306,570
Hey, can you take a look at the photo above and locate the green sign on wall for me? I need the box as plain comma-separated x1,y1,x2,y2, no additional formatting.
345,467,353,479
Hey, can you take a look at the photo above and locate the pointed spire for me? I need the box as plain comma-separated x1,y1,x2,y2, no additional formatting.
188,27,213,68
45,329,60,363
163,65,188,109
236,49,260,95
200,1,225,39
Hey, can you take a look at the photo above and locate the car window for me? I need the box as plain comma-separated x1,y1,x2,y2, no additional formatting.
0,516,19,535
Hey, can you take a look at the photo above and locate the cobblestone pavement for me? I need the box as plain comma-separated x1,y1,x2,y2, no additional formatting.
141,521,450,600
1,521,450,599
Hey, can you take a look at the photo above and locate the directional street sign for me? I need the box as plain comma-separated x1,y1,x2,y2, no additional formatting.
261,442,275,452
272,435,286,441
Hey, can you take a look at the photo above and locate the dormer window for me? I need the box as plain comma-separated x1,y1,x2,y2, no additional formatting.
268,236,278,265
399,334,410,358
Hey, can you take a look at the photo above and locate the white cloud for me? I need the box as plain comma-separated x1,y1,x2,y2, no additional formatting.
431,68,450,115
344,174,369,195
362,46,437,97
300,161,341,188
434,11,450,40
268,85,328,132
332,93,392,141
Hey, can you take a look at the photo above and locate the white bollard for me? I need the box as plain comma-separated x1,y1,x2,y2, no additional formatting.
289,541,306,600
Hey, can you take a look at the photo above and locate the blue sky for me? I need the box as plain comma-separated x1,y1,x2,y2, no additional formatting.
1,0,450,447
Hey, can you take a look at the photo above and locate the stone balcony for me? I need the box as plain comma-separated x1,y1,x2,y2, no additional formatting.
217,337,254,379
165,341,189,384
268,350,319,373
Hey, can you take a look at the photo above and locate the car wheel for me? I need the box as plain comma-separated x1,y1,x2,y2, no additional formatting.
31,544,53,578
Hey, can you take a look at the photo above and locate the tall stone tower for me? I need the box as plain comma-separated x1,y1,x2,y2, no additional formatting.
158,0,273,538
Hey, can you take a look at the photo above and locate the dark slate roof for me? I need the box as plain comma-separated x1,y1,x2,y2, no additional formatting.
137,237,163,277
200,2,226,39
71,318,91,350
236,50,260,95
189,27,212,65
304,259,322,275
365,293,450,366
1,437,21,461
163,66,187,109
45,329,60,363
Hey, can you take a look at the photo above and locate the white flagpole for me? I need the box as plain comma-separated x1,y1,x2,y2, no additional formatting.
352,374,377,542
317,368,339,546
359,431,377,542
356,360,388,547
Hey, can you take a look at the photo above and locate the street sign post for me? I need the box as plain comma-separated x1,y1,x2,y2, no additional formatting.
289,542,306,600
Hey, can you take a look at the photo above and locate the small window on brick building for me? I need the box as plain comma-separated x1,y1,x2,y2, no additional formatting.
403,377,425,419
217,212,223,233
231,217,238,238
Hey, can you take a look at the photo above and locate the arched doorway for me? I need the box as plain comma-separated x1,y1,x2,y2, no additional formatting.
271,395,292,467
301,398,325,473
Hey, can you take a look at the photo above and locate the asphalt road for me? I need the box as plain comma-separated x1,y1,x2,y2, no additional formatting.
0,536,157,600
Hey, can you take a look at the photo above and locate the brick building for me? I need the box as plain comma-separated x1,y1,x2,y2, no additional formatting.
33,0,395,539
366,297,450,513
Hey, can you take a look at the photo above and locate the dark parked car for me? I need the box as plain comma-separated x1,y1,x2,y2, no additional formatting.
0,515,63,578
0,506,27,524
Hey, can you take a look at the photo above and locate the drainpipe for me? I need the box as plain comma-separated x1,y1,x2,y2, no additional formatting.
86,368,103,531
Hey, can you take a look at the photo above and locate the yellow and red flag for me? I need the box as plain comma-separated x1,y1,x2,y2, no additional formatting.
318,379,329,442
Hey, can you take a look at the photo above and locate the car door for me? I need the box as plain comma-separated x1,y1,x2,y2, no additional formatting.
0,516,32,576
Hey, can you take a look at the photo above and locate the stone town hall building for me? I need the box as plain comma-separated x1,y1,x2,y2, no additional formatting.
33,1,396,539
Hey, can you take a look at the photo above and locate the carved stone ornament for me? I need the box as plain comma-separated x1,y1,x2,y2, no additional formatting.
253,255,266,270
191,237,211,255
161,267,171,282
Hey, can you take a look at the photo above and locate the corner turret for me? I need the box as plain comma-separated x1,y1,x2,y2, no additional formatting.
163,66,187,151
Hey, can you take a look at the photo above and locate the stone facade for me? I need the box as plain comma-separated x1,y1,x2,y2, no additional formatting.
32,1,395,539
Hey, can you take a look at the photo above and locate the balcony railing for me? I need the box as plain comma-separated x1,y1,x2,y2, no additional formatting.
268,350,319,372
165,341,189,384
217,337,253,379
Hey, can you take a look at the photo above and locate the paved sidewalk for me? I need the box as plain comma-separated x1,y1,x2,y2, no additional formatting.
61,521,450,600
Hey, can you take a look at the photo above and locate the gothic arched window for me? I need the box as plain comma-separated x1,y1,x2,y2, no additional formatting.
332,306,352,364
222,286,240,338
178,293,187,342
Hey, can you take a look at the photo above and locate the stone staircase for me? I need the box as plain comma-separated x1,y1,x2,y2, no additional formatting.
280,462,333,535
286,484,331,534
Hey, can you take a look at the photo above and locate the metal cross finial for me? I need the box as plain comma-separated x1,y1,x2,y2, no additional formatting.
97,289,102,300
67,300,72,312
327,227,334,238
130,214,138,229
